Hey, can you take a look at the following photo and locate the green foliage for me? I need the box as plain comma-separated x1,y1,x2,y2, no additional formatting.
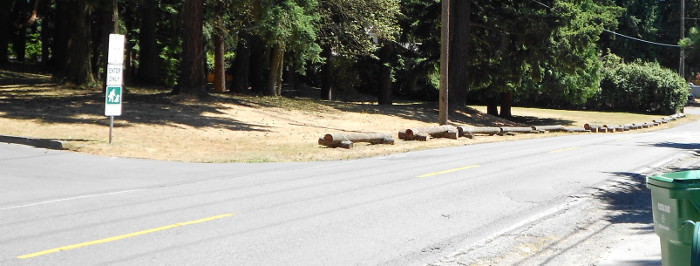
318,0,401,58
681,26,700,76
156,0,184,87
257,0,322,73
598,0,663,63
592,55,688,114
469,0,621,106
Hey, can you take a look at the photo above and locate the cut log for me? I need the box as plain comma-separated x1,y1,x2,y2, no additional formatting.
414,132,429,141
631,123,644,130
444,129,459,139
603,125,624,132
404,125,458,140
340,140,353,149
398,130,407,140
532,125,565,132
320,132,394,148
584,124,604,131
499,127,540,135
457,126,502,137
563,127,590,133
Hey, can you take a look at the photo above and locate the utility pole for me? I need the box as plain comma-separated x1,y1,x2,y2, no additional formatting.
681,0,686,78
439,0,450,125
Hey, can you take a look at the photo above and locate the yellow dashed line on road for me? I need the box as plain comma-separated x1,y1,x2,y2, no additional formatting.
549,147,578,154
418,165,480,178
17,213,234,259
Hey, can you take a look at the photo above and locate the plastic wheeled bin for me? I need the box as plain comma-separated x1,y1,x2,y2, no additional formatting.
647,170,700,266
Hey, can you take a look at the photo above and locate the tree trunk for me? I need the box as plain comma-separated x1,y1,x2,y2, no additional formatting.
124,8,135,83
10,0,30,62
0,0,11,64
448,0,470,109
231,33,251,93
249,35,265,94
320,45,333,100
267,44,284,96
486,93,499,116
285,59,299,97
378,43,394,106
138,0,159,85
500,91,513,118
38,0,51,64
92,2,112,82
54,0,96,87
213,32,226,92
174,0,206,97
51,1,68,71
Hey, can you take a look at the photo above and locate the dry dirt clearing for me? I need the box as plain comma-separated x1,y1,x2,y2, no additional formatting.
0,69,689,163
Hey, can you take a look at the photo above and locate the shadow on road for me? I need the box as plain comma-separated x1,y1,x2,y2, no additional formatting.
649,142,700,151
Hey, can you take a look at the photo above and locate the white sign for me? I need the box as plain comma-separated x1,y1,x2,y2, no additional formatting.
106,64,123,86
105,86,122,116
107,34,125,65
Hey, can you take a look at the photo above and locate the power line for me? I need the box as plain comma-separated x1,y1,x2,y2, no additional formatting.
528,0,681,48
603,30,681,48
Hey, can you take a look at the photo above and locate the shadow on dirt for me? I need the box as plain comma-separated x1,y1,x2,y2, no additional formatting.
508,115,576,126
0,84,269,132
1,66,576,130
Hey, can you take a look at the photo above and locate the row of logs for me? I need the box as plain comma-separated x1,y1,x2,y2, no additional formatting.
319,113,686,148
583,113,686,133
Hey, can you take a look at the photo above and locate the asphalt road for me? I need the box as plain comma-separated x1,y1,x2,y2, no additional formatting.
2,114,700,265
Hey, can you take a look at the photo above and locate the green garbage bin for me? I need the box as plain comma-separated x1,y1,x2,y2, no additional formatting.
647,170,700,266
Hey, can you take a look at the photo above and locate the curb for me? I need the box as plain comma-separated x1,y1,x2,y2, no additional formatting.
0,135,65,150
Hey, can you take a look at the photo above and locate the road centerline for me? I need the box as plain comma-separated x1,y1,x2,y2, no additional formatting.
417,165,480,178
16,213,235,259
549,147,578,154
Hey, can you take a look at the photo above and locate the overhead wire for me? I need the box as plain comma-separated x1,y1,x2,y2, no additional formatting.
528,0,681,48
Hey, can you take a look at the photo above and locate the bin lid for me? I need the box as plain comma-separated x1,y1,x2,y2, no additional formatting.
648,170,700,189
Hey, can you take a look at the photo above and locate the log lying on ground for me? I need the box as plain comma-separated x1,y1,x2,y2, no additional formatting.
584,124,602,131
669,113,685,120
403,125,458,140
623,124,638,130
457,126,502,138
532,125,566,132
499,127,542,136
603,124,626,132
319,132,394,149
563,127,590,133
584,124,614,133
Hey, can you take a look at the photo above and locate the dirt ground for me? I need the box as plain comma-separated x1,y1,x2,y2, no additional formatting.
0,68,690,163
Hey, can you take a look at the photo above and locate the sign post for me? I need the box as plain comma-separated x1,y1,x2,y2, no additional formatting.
106,34,125,143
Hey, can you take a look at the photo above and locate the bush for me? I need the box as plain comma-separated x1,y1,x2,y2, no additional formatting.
591,57,688,115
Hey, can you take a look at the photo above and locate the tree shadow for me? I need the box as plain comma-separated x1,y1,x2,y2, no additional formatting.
314,101,526,127
0,65,53,85
508,115,576,126
648,142,700,151
596,172,653,225
0,86,269,132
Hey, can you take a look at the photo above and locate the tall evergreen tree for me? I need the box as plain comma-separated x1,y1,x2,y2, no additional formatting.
139,0,160,85
53,0,96,87
174,0,207,97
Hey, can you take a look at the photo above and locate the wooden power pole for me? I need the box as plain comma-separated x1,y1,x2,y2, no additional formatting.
681,0,686,78
439,0,450,125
